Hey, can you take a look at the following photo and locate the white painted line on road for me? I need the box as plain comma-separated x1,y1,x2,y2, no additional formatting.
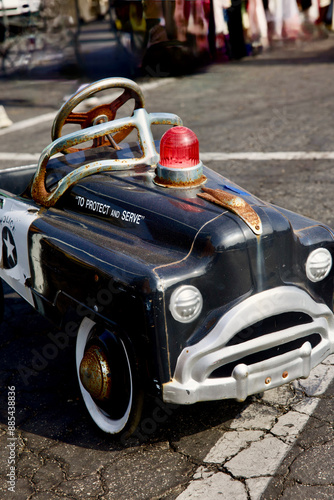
2,151,334,164
200,151,334,161
141,78,177,93
0,112,56,137
176,356,334,500
82,78,177,105
0,79,176,137
0,153,40,161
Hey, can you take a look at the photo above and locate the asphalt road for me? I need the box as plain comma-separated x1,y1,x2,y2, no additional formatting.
0,25,334,500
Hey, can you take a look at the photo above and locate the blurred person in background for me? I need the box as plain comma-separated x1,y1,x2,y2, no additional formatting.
247,0,269,48
299,0,332,37
266,0,301,42
225,0,248,58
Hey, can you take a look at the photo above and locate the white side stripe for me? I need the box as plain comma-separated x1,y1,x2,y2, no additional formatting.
0,164,37,172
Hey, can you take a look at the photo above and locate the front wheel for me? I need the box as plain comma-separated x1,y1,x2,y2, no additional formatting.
76,317,143,437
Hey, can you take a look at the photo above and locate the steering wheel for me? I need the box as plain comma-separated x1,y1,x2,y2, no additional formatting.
51,77,145,153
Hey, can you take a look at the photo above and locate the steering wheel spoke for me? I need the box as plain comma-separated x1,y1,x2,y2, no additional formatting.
91,133,121,150
64,111,90,126
92,135,108,148
109,88,133,113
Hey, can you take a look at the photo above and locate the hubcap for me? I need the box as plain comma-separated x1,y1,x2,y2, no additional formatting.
79,346,112,401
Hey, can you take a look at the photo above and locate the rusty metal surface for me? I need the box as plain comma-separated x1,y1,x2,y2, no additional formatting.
198,187,263,235
31,108,183,207
154,174,207,189
79,345,112,401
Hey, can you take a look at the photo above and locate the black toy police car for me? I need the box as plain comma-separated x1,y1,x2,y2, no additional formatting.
1,77,333,437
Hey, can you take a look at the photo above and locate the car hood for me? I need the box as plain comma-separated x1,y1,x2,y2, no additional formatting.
44,145,329,276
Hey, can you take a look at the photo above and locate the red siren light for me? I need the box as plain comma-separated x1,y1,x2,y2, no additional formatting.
159,126,200,169
155,126,206,188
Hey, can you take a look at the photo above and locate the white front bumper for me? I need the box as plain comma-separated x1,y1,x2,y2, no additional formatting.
163,286,334,404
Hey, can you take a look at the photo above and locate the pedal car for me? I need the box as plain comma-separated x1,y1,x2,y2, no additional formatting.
1,77,333,437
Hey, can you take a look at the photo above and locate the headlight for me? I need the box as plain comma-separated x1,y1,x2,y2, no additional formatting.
306,248,332,282
169,285,203,323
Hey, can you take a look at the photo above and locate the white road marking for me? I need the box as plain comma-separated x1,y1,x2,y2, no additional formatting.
140,78,177,92
0,78,176,137
0,112,57,137
200,151,334,161
0,153,40,161
2,151,334,164
176,357,334,500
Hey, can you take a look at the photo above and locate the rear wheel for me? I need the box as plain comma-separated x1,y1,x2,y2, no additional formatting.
76,317,143,437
